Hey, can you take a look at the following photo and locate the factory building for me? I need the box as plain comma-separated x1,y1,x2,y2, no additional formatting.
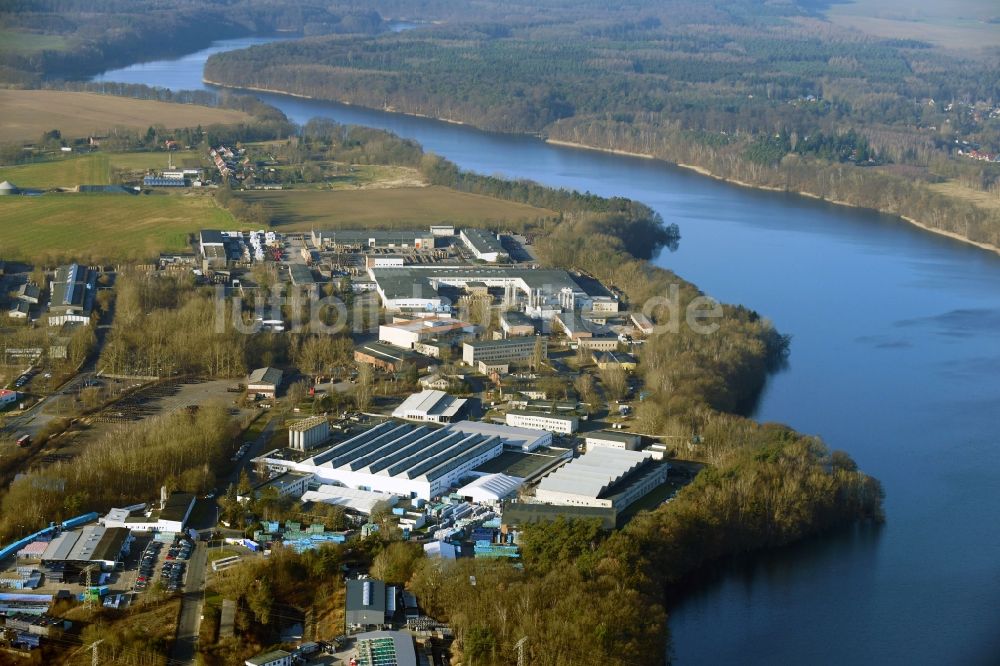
238,471,314,503
300,485,399,515
455,473,524,504
534,448,667,512
247,367,283,399
379,318,475,349
367,265,597,315
354,343,437,373
448,419,552,452
48,264,96,326
460,228,508,262
39,526,132,578
345,579,389,629
353,631,418,666
584,431,642,451
500,310,538,337
288,416,330,451
462,337,546,366
311,229,435,251
256,420,530,500
505,410,579,434
391,390,468,424
592,351,638,371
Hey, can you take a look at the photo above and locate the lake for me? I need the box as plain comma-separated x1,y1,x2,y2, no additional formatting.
94,38,1000,664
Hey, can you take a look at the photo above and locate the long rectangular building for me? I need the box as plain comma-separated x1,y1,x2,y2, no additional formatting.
534,448,667,512
368,265,595,314
463,337,546,366
255,420,550,500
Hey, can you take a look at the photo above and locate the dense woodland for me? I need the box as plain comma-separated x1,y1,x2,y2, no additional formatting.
198,0,1000,247
0,0,388,84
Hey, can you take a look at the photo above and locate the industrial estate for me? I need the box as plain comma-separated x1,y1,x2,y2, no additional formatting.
0,132,681,665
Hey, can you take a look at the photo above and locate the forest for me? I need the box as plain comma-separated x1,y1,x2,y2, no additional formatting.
197,0,1000,248
0,0,388,84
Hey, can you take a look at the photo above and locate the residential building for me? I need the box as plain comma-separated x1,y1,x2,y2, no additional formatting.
17,283,41,305
288,416,330,451
505,410,579,434
460,228,508,262
355,343,437,373
462,337,546,366
245,650,292,666
391,390,468,423
345,579,388,630
584,431,641,451
418,373,451,391
247,367,283,399
534,447,667,512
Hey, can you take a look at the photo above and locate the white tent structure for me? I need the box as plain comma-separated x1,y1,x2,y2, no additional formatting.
456,473,524,504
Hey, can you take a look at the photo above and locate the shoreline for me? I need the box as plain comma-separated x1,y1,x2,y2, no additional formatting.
546,140,1000,256
205,79,999,256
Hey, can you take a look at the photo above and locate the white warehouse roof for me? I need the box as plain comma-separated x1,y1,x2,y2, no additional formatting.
537,448,652,499
456,473,524,503
391,390,466,421
301,485,399,515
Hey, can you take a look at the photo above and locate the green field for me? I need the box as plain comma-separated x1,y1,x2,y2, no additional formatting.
0,192,233,262
0,151,202,189
0,29,71,55
241,186,556,230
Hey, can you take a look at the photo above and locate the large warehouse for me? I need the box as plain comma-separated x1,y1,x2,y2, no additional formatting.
256,420,544,500
534,448,667,512
40,526,132,579
367,265,609,315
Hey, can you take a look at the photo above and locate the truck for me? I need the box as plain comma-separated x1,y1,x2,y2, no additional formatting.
15,434,30,448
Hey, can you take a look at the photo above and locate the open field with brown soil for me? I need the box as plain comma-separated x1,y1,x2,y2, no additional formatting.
825,0,1000,50
241,185,556,230
0,90,252,143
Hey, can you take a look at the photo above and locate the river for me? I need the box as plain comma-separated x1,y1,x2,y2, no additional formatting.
94,39,1000,664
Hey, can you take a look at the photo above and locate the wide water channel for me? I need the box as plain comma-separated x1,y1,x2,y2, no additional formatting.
94,38,1000,664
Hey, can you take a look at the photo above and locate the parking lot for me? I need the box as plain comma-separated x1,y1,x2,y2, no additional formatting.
131,534,193,596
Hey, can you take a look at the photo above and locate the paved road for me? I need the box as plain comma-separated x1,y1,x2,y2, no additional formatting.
170,541,208,664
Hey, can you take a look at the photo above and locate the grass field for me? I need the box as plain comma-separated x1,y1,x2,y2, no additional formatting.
0,90,252,143
929,180,1000,212
241,186,556,230
0,151,203,188
825,0,1000,49
0,29,71,55
0,192,233,262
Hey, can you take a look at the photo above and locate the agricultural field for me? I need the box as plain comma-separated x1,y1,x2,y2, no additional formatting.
0,29,71,55
0,90,251,143
0,191,234,263
240,185,556,230
0,150,203,188
824,0,1000,49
